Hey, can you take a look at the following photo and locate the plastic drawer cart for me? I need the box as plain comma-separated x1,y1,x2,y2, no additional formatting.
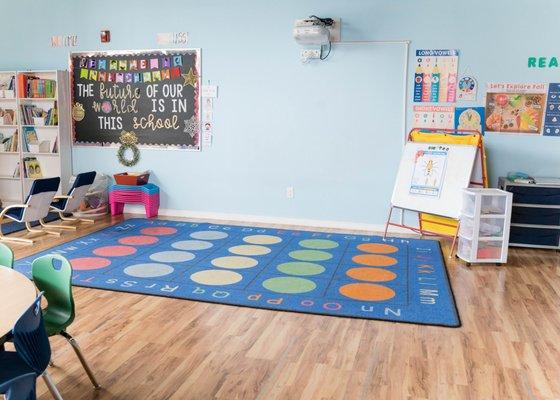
457,188,513,266
499,177,560,250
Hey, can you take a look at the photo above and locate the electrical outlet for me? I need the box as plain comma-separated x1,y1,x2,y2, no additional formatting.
301,49,321,60
286,186,294,199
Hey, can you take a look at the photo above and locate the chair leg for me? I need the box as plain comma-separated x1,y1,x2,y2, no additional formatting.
41,218,77,231
60,331,100,389
26,221,61,237
0,224,35,244
58,212,78,222
42,370,64,400
59,212,95,225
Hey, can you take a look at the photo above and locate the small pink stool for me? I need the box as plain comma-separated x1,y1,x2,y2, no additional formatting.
109,183,160,218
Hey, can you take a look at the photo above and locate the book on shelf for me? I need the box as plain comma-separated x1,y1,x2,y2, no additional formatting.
18,75,56,98
0,108,16,125
19,103,58,126
0,75,15,91
21,127,38,152
1,130,18,152
23,157,42,178
13,161,20,178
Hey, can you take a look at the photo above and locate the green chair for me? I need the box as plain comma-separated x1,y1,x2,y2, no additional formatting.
31,254,100,389
0,242,14,268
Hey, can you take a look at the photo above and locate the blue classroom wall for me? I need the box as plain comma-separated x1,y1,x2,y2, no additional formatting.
1,0,559,226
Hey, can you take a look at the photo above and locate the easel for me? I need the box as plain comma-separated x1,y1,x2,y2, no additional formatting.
383,135,481,257
383,205,461,258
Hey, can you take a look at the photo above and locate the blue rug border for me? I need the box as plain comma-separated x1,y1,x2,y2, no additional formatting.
15,218,462,328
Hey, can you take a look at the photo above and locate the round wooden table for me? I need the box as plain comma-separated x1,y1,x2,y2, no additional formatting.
0,267,37,342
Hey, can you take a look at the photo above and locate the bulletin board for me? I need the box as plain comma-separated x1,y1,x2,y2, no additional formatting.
70,49,201,150
391,142,477,219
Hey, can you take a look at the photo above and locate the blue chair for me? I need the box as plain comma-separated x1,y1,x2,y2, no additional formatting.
48,171,97,230
0,294,63,400
1,373,37,400
0,177,62,244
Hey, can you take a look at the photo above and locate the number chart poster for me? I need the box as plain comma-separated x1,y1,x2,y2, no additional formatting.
413,49,459,103
410,147,448,198
485,83,546,135
70,49,201,150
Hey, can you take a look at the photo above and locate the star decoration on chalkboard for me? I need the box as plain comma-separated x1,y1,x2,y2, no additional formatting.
184,116,199,138
182,68,198,87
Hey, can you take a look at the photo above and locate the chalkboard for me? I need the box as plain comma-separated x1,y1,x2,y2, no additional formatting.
70,49,201,150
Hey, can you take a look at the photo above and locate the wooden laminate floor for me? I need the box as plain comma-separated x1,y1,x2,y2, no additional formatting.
6,214,560,400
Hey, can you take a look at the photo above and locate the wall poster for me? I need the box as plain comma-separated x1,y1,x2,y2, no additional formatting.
412,105,455,129
70,49,201,150
413,49,459,103
544,83,560,137
485,83,546,135
410,147,449,198
455,107,485,134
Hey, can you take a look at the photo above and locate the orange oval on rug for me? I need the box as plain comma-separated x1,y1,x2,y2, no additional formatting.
352,254,397,267
346,267,397,282
339,283,395,301
356,243,399,254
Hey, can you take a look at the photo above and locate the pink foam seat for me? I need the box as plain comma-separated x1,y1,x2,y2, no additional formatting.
109,185,160,218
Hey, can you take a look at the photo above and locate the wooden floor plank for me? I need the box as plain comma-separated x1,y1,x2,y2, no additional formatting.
4,214,560,399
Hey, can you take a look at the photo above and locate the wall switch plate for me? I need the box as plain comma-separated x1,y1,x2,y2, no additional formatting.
301,49,321,60
286,186,294,199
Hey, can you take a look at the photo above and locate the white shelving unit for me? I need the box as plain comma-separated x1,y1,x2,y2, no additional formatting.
0,70,72,208
457,188,513,266
0,71,21,206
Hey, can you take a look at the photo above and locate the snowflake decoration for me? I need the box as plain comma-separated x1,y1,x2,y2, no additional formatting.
183,116,199,138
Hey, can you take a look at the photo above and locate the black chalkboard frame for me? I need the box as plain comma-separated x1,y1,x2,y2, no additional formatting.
69,48,201,151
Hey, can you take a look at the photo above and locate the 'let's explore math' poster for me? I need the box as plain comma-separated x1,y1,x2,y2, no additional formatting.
413,49,459,103
70,49,201,149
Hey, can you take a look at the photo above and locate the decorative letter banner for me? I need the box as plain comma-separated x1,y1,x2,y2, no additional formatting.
70,49,201,150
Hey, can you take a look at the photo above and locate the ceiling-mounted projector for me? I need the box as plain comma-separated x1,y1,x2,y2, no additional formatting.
293,17,333,45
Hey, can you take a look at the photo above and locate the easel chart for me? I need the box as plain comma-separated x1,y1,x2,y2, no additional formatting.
14,219,460,327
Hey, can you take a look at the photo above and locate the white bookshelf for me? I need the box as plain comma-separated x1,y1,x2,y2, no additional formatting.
0,70,72,208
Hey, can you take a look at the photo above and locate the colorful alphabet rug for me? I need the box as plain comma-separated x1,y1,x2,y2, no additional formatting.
14,218,460,327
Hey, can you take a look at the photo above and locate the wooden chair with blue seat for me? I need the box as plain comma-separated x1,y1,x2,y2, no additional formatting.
45,171,97,231
0,177,62,245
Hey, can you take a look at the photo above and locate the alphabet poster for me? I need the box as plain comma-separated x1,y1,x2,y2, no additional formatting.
413,49,459,103
70,49,201,150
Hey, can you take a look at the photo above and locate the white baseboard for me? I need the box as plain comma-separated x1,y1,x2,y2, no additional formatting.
123,205,414,236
